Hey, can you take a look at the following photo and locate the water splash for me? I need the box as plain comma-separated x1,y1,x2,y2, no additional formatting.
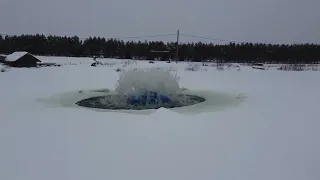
115,67,183,106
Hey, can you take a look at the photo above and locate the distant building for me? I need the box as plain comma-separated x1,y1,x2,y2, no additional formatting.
252,63,266,70
4,51,41,67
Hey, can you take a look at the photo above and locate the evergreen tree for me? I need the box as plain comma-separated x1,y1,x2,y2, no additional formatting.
0,34,319,64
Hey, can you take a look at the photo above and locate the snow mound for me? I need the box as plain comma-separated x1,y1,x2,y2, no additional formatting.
0,64,9,72
185,63,207,72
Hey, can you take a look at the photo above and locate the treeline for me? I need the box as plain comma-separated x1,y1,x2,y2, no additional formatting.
0,34,319,63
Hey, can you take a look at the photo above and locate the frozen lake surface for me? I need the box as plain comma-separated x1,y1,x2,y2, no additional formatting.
0,57,319,180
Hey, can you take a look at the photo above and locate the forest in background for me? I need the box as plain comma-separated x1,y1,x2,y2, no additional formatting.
0,34,319,63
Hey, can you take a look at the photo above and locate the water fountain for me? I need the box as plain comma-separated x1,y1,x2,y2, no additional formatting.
76,67,205,110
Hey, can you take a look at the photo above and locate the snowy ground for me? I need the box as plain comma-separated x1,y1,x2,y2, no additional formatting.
0,57,319,180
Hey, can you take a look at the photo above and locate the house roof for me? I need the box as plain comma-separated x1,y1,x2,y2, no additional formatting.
5,51,35,62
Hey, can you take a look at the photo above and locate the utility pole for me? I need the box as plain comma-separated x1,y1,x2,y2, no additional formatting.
176,29,179,63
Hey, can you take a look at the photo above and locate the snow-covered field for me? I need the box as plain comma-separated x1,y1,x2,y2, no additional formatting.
0,57,319,180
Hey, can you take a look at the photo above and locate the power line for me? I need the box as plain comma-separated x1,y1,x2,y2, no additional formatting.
78,33,177,40
180,33,273,44
180,33,233,43
111,33,176,39
0,33,176,40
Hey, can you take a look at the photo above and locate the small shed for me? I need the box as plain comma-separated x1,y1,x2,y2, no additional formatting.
4,51,41,67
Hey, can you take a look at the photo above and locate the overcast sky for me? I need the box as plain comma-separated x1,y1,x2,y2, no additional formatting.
0,0,319,44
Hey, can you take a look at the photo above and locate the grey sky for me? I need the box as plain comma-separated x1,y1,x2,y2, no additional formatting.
1,0,319,44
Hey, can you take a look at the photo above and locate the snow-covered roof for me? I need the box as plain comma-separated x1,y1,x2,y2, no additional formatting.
5,51,30,62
